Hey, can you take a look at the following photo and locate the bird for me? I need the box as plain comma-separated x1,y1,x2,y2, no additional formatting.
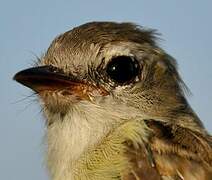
14,22,212,180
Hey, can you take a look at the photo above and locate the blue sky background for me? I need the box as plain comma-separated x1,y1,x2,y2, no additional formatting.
1,1,212,179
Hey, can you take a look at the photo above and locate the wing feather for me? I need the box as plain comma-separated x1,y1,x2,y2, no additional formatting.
123,120,212,180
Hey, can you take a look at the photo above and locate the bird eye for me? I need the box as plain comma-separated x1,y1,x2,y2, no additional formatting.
106,56,139,84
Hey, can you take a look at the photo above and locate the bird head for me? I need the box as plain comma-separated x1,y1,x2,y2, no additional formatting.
14,22,203,132
13,22,212,180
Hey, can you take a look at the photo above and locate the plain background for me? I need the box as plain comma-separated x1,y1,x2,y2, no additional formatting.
1,1,212,179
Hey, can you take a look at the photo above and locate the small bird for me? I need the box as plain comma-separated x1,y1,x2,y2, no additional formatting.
14,22,212,180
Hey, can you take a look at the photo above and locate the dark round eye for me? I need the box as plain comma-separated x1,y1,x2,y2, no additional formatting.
106,56,139,84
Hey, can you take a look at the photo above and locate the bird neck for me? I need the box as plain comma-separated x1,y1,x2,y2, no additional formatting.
45,105,150,180
44,97,149,180
45,101,121,180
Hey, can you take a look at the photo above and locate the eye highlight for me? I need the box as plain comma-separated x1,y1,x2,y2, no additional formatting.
106,56,139,84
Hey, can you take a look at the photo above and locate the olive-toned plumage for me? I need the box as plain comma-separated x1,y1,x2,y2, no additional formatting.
14,22,212,180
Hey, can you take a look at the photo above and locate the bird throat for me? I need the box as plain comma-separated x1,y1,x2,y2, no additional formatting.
45,101,116,180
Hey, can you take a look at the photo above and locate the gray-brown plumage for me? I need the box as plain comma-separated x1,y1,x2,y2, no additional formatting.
14,22,212,180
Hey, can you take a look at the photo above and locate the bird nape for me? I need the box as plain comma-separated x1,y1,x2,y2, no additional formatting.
14,22,212,180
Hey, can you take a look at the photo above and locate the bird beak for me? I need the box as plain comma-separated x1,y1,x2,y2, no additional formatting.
13,65,108,98
13,65,81,93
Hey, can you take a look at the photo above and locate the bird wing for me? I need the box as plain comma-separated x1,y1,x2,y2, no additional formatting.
123,120,212,180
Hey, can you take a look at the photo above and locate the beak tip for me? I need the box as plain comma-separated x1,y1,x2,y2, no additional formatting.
13,70,25,83
13,73,19,81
